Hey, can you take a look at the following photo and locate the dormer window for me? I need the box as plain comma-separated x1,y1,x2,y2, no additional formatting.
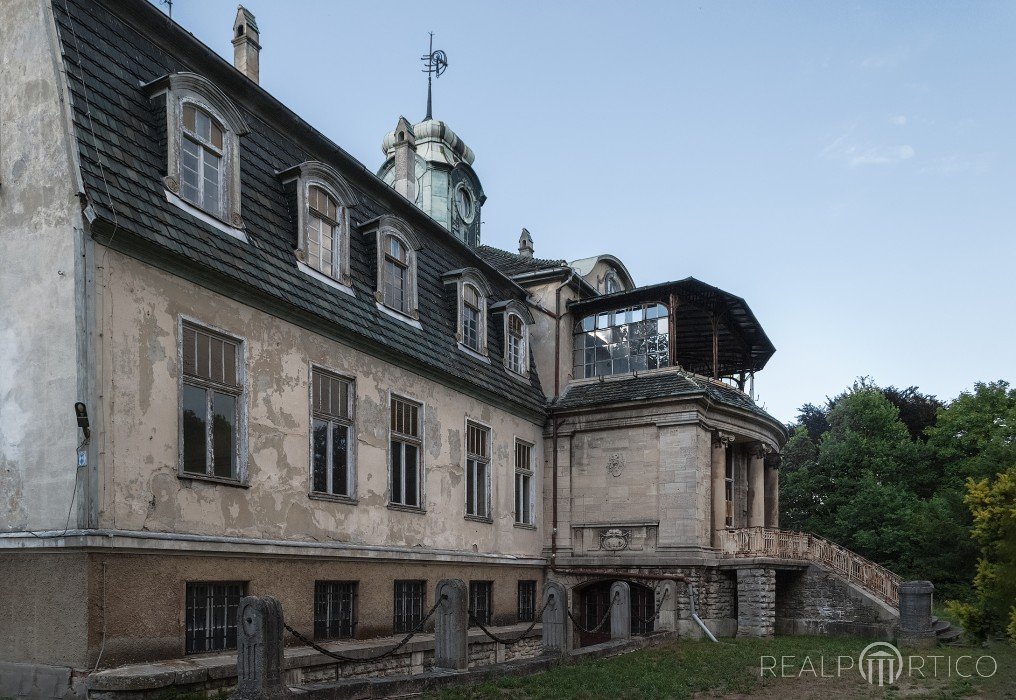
462,284,483,351
143,72,249,230
277,161,356,292
364,216,421,323
604,271,622,294
181,105,224,214
507,313,527,375
307,186,339,277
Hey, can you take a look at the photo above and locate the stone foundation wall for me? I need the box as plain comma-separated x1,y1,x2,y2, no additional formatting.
736,568,775,637
775,565,898,639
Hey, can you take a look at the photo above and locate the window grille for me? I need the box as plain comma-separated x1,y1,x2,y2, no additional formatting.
181,323,241,479
311,369,353,497
573,303,670,379
185,581,245,654
393,580,425,632
469,581,492,626
514,440,534,525
314,581,356,639
517,580,537,622
390,397,422,507
465,422,490,519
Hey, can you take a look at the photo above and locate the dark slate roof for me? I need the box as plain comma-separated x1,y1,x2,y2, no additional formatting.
476,245,569,278
552,369,781,425
53,0,546,418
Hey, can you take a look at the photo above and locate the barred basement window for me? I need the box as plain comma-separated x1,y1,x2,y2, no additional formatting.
517,580,536,622
311,369,353,498
185,581,245,654
390,396,422,508
465,422,490,519
181,323,243,480
724,447,734,528
393,580,425,632
314,581,356,640
469,581,492,627
631,585,655,635
514,439,534,525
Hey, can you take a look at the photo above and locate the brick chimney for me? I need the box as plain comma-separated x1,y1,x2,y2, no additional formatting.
392,116,417,202
232,6,261,84
518,228,534,258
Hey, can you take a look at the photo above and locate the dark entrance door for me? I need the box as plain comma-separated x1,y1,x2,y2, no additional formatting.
576,581,613,647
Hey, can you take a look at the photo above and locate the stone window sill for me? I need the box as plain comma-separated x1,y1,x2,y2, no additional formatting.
464,514,493,525
178,472,249,488
513,522,537,531
387,502,426,515
308,492,357,506
376,302,423,329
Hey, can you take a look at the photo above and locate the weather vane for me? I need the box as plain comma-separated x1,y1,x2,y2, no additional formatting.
421,32,448,121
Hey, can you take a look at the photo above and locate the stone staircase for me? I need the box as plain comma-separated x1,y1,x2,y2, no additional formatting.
932,615,964,644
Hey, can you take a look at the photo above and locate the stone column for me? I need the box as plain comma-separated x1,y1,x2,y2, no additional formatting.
764,455,780,528
711,432,732,548
434,579,468,670
748,444,767,528
541,581,568,654
234,596,287,700
898,581,936,649
736,568,775,638
609,581,631,641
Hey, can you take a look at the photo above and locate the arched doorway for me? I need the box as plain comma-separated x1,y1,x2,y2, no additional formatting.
574,580,656,647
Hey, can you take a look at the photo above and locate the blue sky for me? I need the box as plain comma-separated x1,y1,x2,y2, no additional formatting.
155,1,1015,423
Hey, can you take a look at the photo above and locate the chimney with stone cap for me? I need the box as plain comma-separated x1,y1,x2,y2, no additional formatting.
519,228,534,258
232,6,261,84
391,116,417,202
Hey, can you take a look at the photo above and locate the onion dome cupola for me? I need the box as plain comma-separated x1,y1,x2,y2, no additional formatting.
380,118,485,247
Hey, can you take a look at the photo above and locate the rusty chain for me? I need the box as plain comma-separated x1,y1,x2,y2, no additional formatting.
565,590,620,634
467,595,555,646
631,586,669,626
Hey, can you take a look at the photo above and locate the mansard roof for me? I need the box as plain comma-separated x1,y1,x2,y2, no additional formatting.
54,0,545,419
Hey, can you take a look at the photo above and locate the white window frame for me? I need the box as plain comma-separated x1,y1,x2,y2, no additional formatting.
277,161,357,294
177,316,248,485
308,364,357,503
388,392,425,511
494,299,533,378
464,418,492,522
364,216,421,323
514,438,536,527
144,72,249,228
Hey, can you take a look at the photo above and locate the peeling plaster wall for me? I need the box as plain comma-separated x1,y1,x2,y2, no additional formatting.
97,249,543,557
0,0,89,532
523,278,581,399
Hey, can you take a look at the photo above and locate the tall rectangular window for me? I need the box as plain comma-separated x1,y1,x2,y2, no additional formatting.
517,580,536,622
390,397,422,508
393,580,425,633
469,581,492,627
382,236,409,313
314,581,356,640
514,440,534,525
185,581,245,654
311,369,353,497
465,422,490,519
182,323,241,480
724,447,734,528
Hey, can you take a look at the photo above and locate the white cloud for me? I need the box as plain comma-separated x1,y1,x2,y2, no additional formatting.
821,134,915,168
888,114,907,126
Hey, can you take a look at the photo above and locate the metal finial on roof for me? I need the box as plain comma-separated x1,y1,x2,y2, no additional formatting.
420,32,448,121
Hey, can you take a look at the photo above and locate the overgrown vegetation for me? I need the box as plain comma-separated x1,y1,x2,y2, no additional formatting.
781,378,1016,641
429,637,1016,699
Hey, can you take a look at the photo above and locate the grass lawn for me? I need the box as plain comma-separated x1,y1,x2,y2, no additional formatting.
430,636,1016,700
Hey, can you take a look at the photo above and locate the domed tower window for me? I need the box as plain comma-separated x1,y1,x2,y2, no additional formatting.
454,184,475,223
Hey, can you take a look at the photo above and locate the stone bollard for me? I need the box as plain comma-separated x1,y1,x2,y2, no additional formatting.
655,581,678,632
610,581,631,641
232,595,287,700
898,581,936,649
541,581,568,654
434,579,468,671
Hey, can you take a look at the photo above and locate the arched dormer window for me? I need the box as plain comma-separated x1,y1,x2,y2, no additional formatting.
442,268,492,360
491,299,534,377
604,270,622,294
277,161,356,292
363,216,421,324
143,72,249,232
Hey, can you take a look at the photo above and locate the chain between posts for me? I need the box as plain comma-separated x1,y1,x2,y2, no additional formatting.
467,595,555,646
631,587,669,626
282,595,446,663
565,591,620,634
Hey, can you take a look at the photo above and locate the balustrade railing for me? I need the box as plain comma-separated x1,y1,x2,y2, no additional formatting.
718,527,900,607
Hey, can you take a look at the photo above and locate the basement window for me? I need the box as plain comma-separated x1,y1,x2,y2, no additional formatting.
314,581,357,640
469,581,492,627
518,580,537,623
393,580,425,632
185,581,246,654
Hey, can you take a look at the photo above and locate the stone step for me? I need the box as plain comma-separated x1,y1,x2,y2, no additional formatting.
932,619,950,634
937,626,964,643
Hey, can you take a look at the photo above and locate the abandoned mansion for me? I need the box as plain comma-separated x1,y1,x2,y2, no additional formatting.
1,0,915,693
